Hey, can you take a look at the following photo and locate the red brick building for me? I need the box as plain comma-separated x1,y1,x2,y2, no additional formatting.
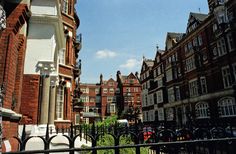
140,0,236,128
116,71,142,122
0,0,81,152
74,72,142,124
0,1,30,151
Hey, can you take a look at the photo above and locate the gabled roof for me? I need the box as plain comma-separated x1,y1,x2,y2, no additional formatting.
190,12,208,22
141,59,154,73
165,32,185,50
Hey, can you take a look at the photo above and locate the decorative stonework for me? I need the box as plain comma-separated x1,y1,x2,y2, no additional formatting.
36,61,56,76
0,4,6,31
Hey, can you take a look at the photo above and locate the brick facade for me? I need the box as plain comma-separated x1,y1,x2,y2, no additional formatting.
0,1,30,152
140,0,236,128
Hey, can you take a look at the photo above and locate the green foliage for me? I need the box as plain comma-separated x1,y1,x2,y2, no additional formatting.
96,115,118,127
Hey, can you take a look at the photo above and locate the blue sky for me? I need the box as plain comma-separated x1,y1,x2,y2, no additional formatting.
76,0,209,83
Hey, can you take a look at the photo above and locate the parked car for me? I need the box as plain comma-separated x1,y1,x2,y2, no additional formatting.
143,126,155,142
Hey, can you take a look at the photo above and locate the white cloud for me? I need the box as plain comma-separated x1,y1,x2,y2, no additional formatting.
119,58,141,69
95,50,117,59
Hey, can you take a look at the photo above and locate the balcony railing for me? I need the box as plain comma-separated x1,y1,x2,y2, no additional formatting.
82,112,100,118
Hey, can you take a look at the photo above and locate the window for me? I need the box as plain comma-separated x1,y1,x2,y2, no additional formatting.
168,87,175,103
184,45,188,54
109,88,114,93
189,79,198,97
175,86,181,101
103,88,108,93
134,87,139,92
157,90,163,103
62,0,69,14
147,81,150,89
126,87,131,92
222,66,232,88
195,102,210,119
81,88,89,94
90,97,95,102
109,82,114,86
109,104,116,113
193,37,198,47
198,35,203,46
75,114,80,125
217,38,227,56
227,33,235,51
149,94,154,105
188,42,193,51
218,97,236,117
166,108,174,121
200,77,207,94
157,78,163,88
218,0,226,5
59,49,65,64
80,96,89,102
166,69,173,82
185,56,196,72
56,85,64,120
153,69,157,78
157,67,161,75
107,96,113,102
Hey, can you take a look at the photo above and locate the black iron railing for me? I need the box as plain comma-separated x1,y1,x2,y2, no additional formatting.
2,123,236,154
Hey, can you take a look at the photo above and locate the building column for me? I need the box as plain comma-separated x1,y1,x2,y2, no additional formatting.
39,75,50,124
37,61,56,125
48,76,57,124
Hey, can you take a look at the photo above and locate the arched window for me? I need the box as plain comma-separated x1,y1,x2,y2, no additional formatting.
195,102,210,119
218,97,236,117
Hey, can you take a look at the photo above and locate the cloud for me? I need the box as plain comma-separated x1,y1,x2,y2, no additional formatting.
119,58,141,69
95,50,117,59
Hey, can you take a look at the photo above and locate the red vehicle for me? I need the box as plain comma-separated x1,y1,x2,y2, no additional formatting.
143,127,155,142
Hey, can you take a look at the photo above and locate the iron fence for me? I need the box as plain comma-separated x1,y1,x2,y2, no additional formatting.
2,123,236,154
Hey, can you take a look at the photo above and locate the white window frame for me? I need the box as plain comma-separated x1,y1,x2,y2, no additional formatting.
103,88,108,93
166,69,173,82
218,97,236,117
217,38,227,56
75,114,80,125
168,87,175,103
189,78,198,97
200,77,208,94
185,56,196,72
198,35,203,46
157,90,163,104
62,0,69,14
195,102,210,119
227,33,235,52
175,86,181,101
56,85,65,120
59,48,66,64
222,66,232,88
109,88,114,93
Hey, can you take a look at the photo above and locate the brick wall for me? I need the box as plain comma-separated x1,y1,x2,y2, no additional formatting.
20,75,40,124
0,4,29,152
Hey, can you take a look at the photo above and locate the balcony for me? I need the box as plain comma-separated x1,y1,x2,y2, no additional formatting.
73,59,81,78
82,112,100,118
74,34,82,57
73,97,84,111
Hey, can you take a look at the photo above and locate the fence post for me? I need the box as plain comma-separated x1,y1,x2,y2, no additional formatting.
20,124,26,151
114,122,119,154
91,122,97,154
70,123,74,154
45,124,49,154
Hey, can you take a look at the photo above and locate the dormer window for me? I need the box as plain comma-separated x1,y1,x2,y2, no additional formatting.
217,0,226,5
214,5,228,24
